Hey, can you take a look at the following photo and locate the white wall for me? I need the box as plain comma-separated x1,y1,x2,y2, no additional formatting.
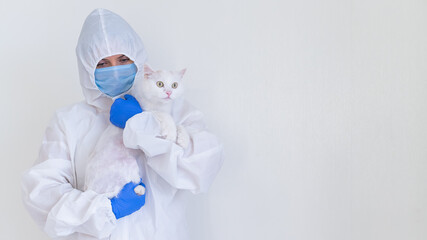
1,0,427,239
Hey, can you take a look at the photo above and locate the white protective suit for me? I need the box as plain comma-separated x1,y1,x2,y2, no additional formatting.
21,8,223,240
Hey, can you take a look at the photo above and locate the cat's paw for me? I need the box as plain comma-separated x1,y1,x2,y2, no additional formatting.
163,122,177,142
134,185,146,196
176,125,190,149
152,111,177,142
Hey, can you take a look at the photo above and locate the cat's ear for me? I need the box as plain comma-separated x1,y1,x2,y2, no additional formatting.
144,64,155,78
178,68,186,79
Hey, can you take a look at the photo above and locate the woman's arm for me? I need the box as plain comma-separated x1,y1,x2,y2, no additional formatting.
21,111,117,239
122,99,224,194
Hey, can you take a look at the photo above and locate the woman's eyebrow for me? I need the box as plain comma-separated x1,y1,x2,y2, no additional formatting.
118,55,126,58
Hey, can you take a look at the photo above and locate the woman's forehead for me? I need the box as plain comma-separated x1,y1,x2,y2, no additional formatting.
101,54,128,61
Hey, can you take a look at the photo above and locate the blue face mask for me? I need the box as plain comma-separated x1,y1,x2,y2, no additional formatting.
94,63,137,97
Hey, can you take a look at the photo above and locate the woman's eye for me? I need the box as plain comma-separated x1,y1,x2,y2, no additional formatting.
156,81,164,88
120,58,130,62
171,82,178,89
97,62,105,67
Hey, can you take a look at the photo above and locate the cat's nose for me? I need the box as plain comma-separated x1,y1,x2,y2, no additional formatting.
165,91,172,96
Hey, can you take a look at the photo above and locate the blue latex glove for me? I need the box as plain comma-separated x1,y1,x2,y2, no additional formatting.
110,94,143,128
110,180,146,219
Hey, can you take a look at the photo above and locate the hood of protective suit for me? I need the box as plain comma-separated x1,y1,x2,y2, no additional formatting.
76,8,147,111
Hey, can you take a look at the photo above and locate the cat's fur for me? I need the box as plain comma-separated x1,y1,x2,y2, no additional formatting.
84,64,188,198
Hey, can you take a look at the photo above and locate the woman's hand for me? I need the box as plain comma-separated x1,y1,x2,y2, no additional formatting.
110,94,143,128
110,180,146,219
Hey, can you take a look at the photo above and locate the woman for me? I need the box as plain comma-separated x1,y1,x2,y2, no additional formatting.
21,8,223,240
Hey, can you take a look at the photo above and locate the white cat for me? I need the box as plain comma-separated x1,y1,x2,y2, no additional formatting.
84,64,189,198
135,65,190,147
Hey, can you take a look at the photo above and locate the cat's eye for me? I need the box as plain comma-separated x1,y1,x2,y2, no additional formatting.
156,81,164,88
171,82,178,89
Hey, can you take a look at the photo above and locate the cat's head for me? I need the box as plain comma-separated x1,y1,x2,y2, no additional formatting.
136,64,186,107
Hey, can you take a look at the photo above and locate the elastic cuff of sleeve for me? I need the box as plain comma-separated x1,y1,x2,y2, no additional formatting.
100,193,118,224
